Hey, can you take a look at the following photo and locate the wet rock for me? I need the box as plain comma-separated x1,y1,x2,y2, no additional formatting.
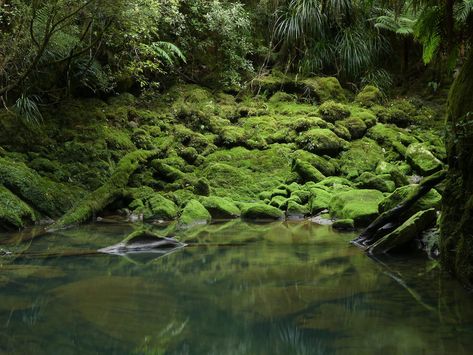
406,143,443,175
200,196,240,219
286,200,309,220
332,219,355,230
178,199,211,226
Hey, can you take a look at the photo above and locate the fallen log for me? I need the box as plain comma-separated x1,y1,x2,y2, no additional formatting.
352,169,446,248
47,149,159,231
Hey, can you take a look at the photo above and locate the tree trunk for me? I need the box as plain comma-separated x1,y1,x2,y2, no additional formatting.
440,47,473,288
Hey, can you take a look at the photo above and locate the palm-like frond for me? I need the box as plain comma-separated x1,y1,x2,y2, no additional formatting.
13,94,43,126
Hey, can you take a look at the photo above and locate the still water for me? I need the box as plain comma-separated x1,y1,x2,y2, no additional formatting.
0,220,472,355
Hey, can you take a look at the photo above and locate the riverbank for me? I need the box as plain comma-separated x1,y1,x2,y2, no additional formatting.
0,73,446,254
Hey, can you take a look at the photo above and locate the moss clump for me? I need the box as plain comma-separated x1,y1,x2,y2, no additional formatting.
269,195,289,209
355,85,383,107
302,77,346,103
329,189,384,227
286,200,309,218
292,159,326,183
0,157,78,218
200,196,240,219
406,143,443,175
339,117,367,140
373,99,416,127
241,203,284,221
178,199,211,226
308,187,332,214
296,128,348,156
147,194,179,220
367,123,416,156
269,91,296,103
351,110,377,128
0,185,37,230
355,172,396,193
338,138,385,179
317,100,351,122
292,150,338,176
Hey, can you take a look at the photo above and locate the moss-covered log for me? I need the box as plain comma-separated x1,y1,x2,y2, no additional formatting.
353,169,445,247
440,48,473,288
48,149,159,231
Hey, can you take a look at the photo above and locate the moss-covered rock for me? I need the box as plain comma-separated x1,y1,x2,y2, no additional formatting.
292,150,338,176
0,185,38,230
286,200,309,219
355,85,383,107
308,188,332,214
339,117,367,139
269,91,296,103
317,100,351,122
269,195,289,209
296,128,348,156
405,143,443,175
302,77,346,102
241,203,285,221
367,123,416,156
355,172,396,193
201,196,240,219
329,189,384,227
292,159,326,183
338,138,385,179
373,99,417,127
179,199,211,226
147,194,179,220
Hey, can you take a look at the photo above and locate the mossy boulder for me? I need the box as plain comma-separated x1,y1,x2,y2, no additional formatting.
367,123,416,156
405,143,443,175
355,85,383,107
201,196,240,219
352,110,377,128
286,200,309,219
269,91,296,103
329,189,384,227
374,99,416,127
0,185,38,230
339,117,367,139
292,159,326,183
302,77,346,102
355,172,396,193
292,150,338,176
338,138,385,179
308,188,332,214
269,195,289,209
179,199,211,226
241,203,284,221
333,123,352,140
317,101,351,122
147,194,179,220
296,128,348,156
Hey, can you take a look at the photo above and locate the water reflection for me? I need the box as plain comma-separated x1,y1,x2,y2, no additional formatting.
0,221,472,354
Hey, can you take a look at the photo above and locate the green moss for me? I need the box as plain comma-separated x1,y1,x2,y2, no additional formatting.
354,172,396,193
378,185,442,215
0,157,79,218
50,149,159,230
351,110,377,128
286,200,309,218
405,143,443,175
241,203,284,220
200,196,240,219
338,138,385,179
292,150,338,176
269,91,296,103
302,77,346,102
355,85,383,107
317,100,351,122
178,199,211,226
308,187,332,214
373,99,416,127
329,189,384,227
0,185,38,230
103,126,135,150
250,71,293,94
367,123,416,156
292,158,326,183
296,128,348,156
147,194,179,220
269,195,289,209
339,117,367,140
291,189,310,204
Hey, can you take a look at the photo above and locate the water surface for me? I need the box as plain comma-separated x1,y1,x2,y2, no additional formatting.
0,221,472,354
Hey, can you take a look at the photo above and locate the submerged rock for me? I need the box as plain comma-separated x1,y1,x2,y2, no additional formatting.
332,219,355,230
